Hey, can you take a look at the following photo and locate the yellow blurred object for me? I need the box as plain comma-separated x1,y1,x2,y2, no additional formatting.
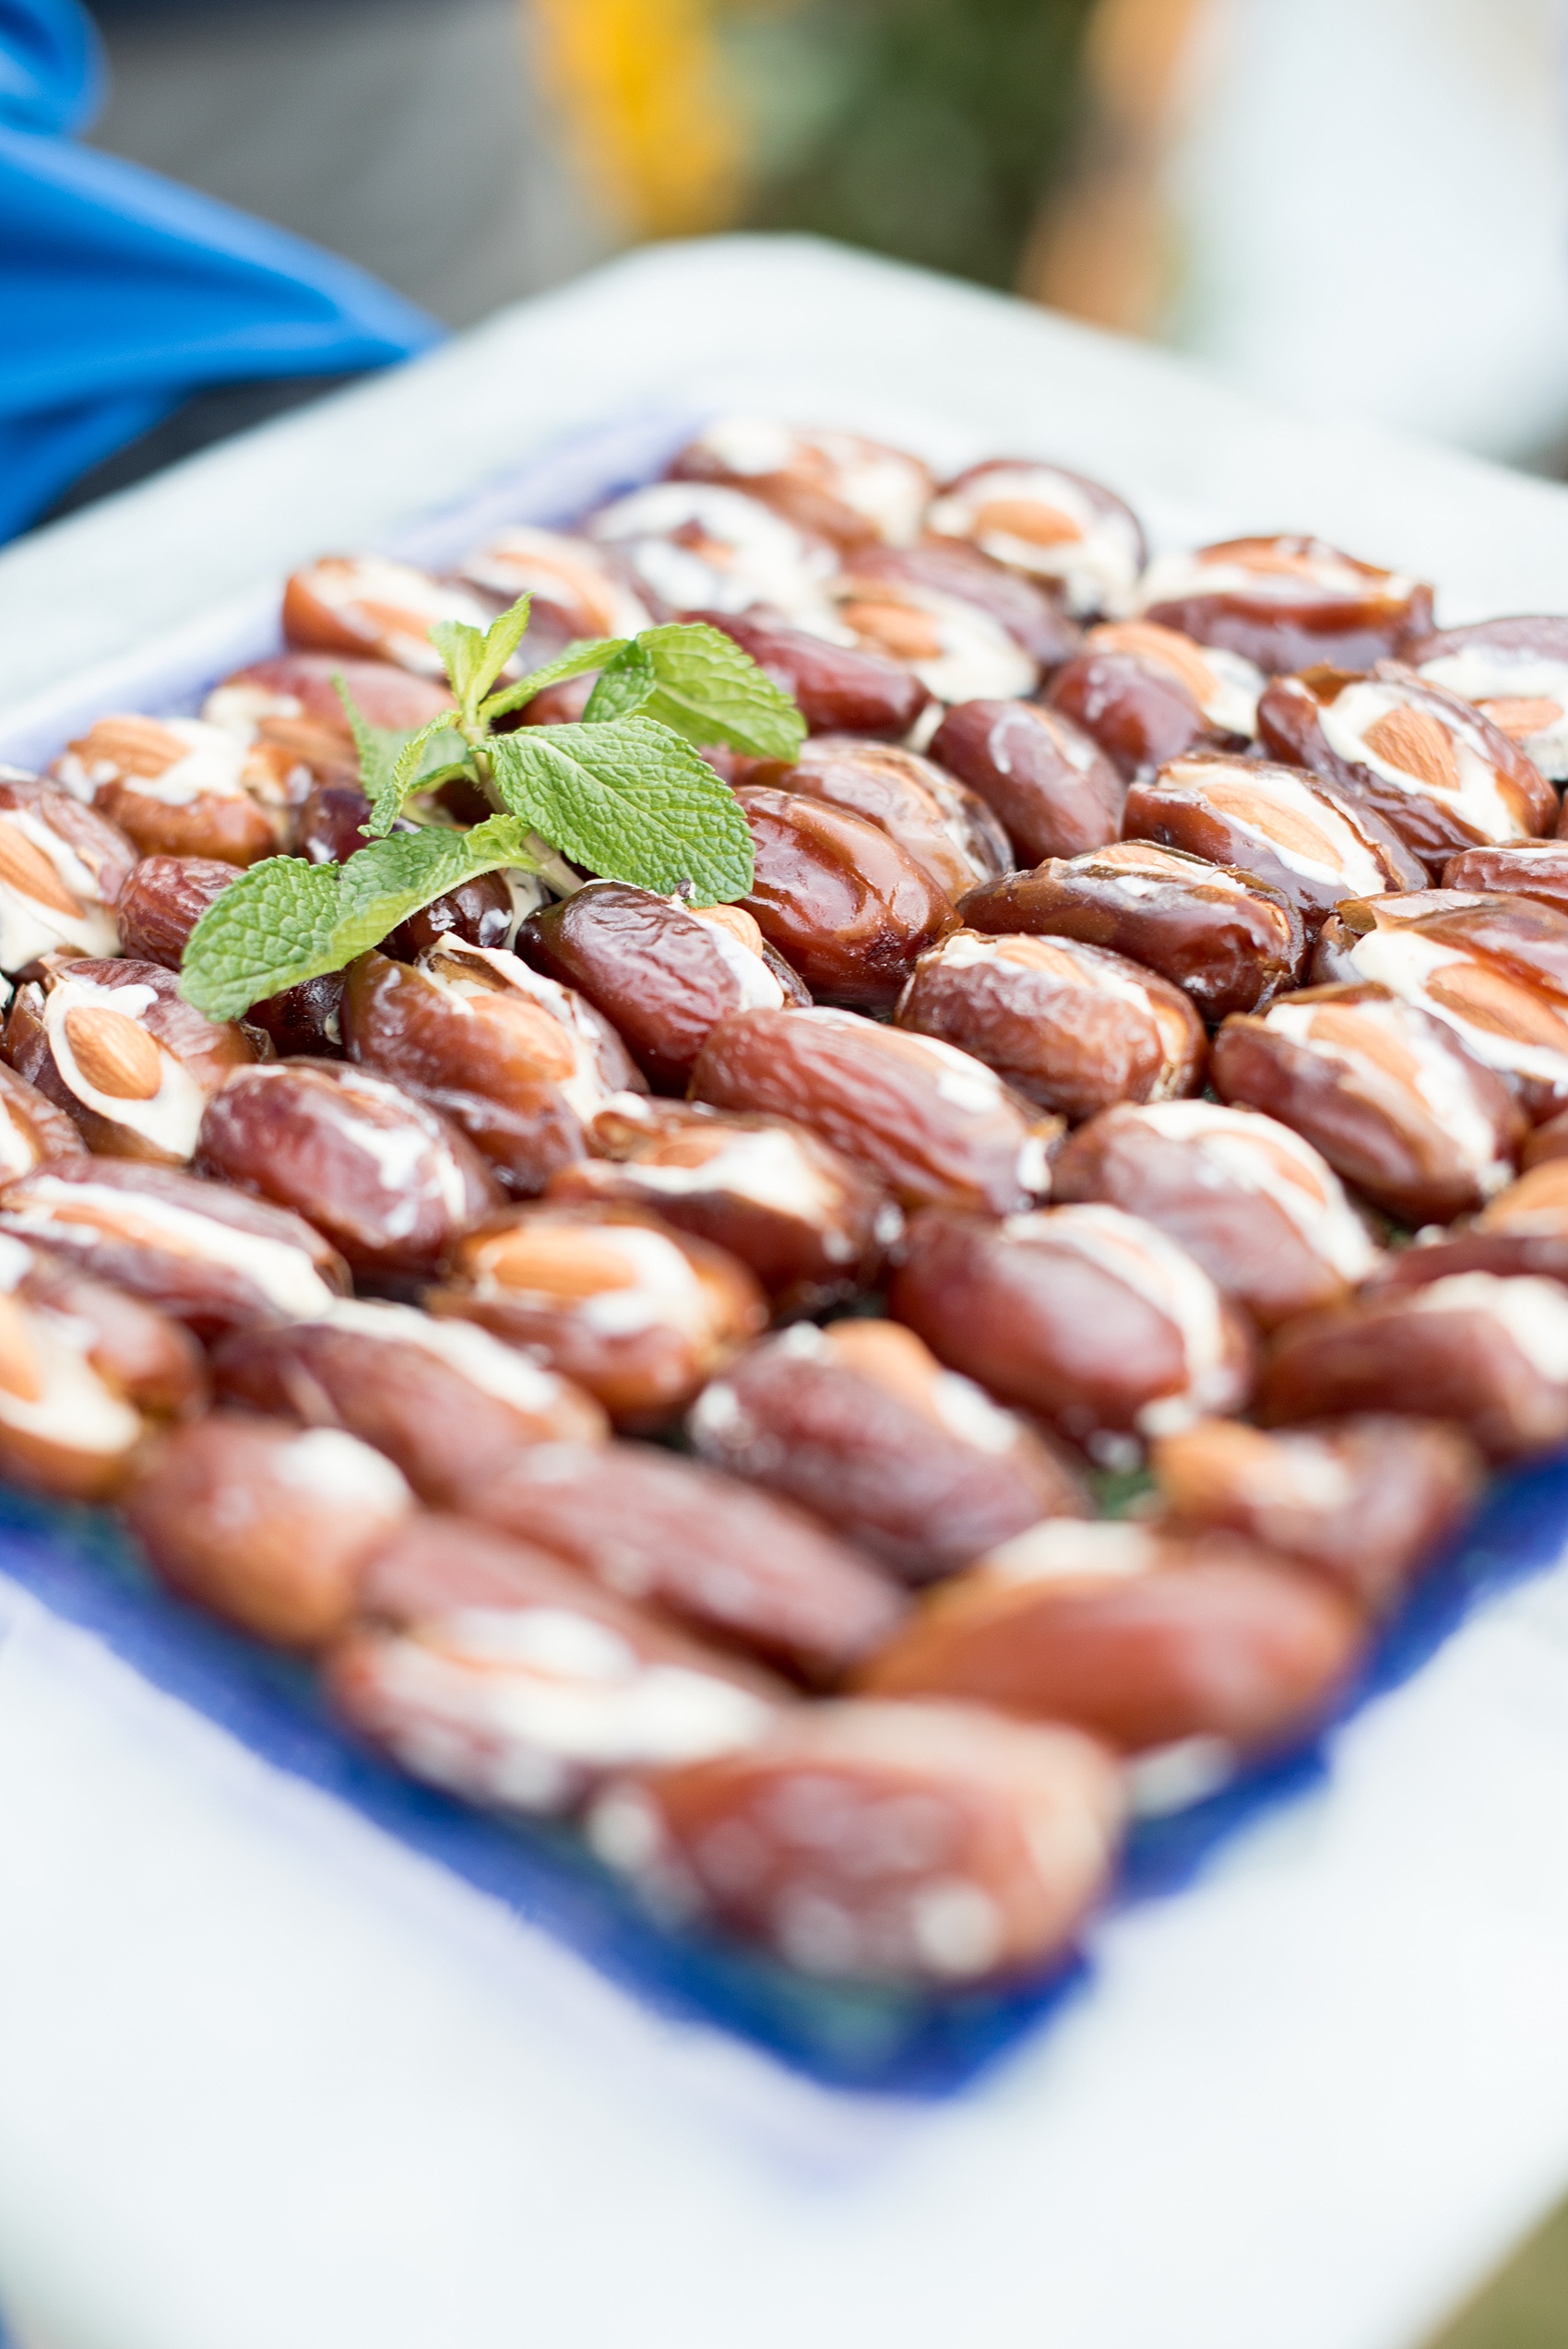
529,0,747,237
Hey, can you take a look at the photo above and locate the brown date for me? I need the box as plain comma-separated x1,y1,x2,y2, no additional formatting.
1123,753,1425,934
213,1296,607,1506
889,1204,1254,1457
928,699,1124,866
1361,1157,1568,1294
125,1413,415,1645
585,480,838,629
691,1005,1055,1214
1258,663,1555,873
0,768,133,972
734,787,957,1011
835,540,1078,672
548,1097,896,1316
925,458,1146,617
6,957,255,1163
894,930,1206,1122
588,1699,1123,1987
291,782,527,962
473,1439,908,1685
686,608,930,738
1132,535,1434,672
203,651,456,747
281,554,505,677
341,942,642,1195
831,552,1038,704
688,1317,1088,1584
113,855,241,967
1442,840,1568,915
856,1519,1364,1763
668,419,932,549
960,840,1305,1020
458,521,652,638
1410,615,1568,783
0,1158,350,1336
246,971,347,1062
1151,1416,1480,1614
1047,621,1263,779
747,737,1009,903
52,714,287,866
198,1059,503,1277
518,882,808,1094
1211,981,1523,1224
328,1513,785,1815
1260,1273,1568,1462
0,1061,86,1179
1052,1099,1379,1327
426,1199,766,1428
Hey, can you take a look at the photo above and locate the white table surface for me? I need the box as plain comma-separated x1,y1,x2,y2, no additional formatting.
5,234,1568,2349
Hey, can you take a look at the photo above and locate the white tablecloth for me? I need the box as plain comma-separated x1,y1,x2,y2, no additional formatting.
3,236,1568,2349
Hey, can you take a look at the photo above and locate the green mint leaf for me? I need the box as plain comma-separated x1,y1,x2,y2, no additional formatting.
583,639,657,723
636,621,805,760
480,635,626,723
180,819,540,1019
432,593,536,725
362,721,470,838
333,675,410,805
488,716,754,904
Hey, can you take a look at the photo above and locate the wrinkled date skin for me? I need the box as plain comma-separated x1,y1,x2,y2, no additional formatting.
588,1699,1123,1988
688,1318,1088,1584
836,540,1079,671
928,699,1125,867
518,882,809,1094
889,1204,1254,1453
247,971,347,1061
669,420,933,550
1302,894,1568,1122
114,855,241,967
53,714,285,868
0,1158,350,1335
198,1059,503,1277
691,1006,1054,1215
895,929,1206,1123
6,956,256,1164
427,1199,766,1428
549,1097,896,1317
1443,840,1568,916
925,457,1147,618
734,788,957,1010
213,1298,608,1507
0,770,135,974
1258,663,1556,873
342,943,642,1194
961,840,1305,1021
1211,981,1524,1224
1411,615,1568,783
1132,535,1434,672
1123,753,1425,935
684,609,931,739
0,1061,86,1180
125,1413,414,1645
1052,1099,1380,1327
1259,1273,1568,1462
473,1438,908,1685
0,1251,208,1501
747,737,1009,904
856,1520,1364,1761
327,1513,786,1818
1364,1156,1568,1290
1046,620,1264,780
1152,1414,1481,1614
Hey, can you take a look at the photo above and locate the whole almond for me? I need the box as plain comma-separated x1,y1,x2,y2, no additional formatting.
1362,705,1461,793
0,824,84,919
972,496,1081,547
0,1292,44,1403
63,1005,165,1100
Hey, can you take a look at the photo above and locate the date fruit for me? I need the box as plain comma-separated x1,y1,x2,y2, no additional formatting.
1048,622,1263,779
747,737,1009,903
281,555,505,677
1442,840,1568,916
459,521,652,638
588,1699,1123,1987
734,787,957,1010
1052,1099,1379,1326
1151,1415,1480,1613
856,1519,1363,1761
691,1005,1054,1214
52,714,287,865
198,1059,503,1277
125,1413,415,1644
895,930,1206,1122
1131,536,1434,672
668,419,932,549
427,1199,766,1427
689,1318,1088,1584
0,769,134,972
889,1204,1254,1454
1411,615,1568,781
929,699,1124,866
0,1061,86,1179
926,459,1146,616
585,480,839,628
113,855,241,968
684,609,931,740
830,545,1044,702
473,1439,908,1684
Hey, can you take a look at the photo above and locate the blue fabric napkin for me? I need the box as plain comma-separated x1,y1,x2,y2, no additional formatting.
0,0,442,541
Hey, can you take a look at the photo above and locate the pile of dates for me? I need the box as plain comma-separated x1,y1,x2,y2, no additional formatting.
9,416,1568,1999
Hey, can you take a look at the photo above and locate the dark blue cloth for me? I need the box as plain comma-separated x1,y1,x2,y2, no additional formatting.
0,0,442,540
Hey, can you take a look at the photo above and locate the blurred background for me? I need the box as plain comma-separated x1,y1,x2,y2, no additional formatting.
16,0,1568,539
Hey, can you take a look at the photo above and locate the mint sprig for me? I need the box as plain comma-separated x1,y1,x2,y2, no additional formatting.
182,582,797,1019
